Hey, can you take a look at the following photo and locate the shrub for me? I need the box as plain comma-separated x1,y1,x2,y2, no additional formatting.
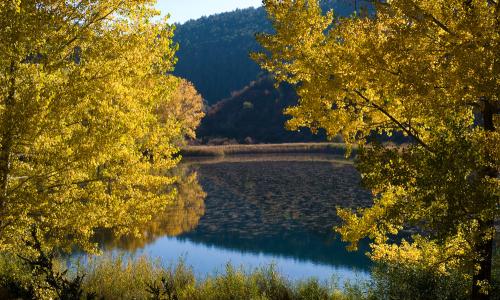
370,262,470,300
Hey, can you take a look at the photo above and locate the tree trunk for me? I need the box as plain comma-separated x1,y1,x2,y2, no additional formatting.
0,61,16,210
471,220,494,300
471,100,497,300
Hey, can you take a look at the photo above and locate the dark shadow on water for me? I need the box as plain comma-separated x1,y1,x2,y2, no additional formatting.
176,157,372,271
94,154,373,278
177,230,371,272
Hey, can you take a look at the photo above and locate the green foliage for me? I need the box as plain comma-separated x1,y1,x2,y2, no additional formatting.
174,2,366,104
5,252,499,300
370,262,470,300
146,261,196,300
197,77,327,143
0,254,375,300
0,253,38,299
294,279,330,299
195,264,291,300
83,255,168,300
0,250,92,300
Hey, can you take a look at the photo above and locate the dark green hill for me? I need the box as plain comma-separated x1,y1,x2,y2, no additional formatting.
173,1,371,104
173,7,269,105
197,76,328,143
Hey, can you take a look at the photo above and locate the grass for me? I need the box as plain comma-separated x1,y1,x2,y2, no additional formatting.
181,143,356,157
81,256,372,300
0,254,372,300
2,252,500,300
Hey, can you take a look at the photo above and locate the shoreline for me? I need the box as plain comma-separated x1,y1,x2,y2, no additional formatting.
180,143,355,157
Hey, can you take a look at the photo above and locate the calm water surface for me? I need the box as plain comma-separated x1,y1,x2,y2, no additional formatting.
94,154,373,284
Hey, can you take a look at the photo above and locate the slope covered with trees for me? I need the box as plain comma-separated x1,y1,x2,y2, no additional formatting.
173,8,269,105
197,76,327,143
173,0,371,104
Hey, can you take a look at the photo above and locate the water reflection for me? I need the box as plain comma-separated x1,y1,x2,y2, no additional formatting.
93,166,206,250
97,154,373,282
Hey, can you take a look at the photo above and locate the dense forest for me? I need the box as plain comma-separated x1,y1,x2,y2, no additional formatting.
173,7,269,105
174,1,372,143
173,0,372,105
197,76,327,143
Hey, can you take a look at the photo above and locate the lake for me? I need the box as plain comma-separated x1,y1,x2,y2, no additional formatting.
93,154,373,284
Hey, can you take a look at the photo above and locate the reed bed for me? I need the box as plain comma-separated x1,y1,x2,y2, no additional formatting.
181,143,355,157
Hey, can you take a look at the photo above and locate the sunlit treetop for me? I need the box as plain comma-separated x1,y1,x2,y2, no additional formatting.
254,0,499,295
255,0,498,146
0,0,190,254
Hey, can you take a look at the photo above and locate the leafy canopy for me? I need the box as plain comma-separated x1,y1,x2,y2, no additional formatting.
0,0,195,254
254,0,499,287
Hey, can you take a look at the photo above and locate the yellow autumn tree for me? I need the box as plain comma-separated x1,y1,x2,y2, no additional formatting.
254,0,499,298
156,78,205,143
0,0,184,258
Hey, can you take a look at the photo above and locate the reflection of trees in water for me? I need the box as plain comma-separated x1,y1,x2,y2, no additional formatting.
96,157,372,270
177,160,373,270
179,227,372,271
192,160,372,235
95,166,206,251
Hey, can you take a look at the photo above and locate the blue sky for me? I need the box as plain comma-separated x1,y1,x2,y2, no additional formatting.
155,0,263,24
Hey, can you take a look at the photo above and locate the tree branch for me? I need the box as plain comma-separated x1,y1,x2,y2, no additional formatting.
385,0,455,35
353,89,434,153
51,1,125,67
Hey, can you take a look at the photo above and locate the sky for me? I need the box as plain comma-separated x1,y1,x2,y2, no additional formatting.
155,0,263,24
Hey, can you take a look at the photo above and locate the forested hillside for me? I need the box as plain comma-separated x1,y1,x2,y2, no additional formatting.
173,0,370,104
173,8,269,105
197,76,327,143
